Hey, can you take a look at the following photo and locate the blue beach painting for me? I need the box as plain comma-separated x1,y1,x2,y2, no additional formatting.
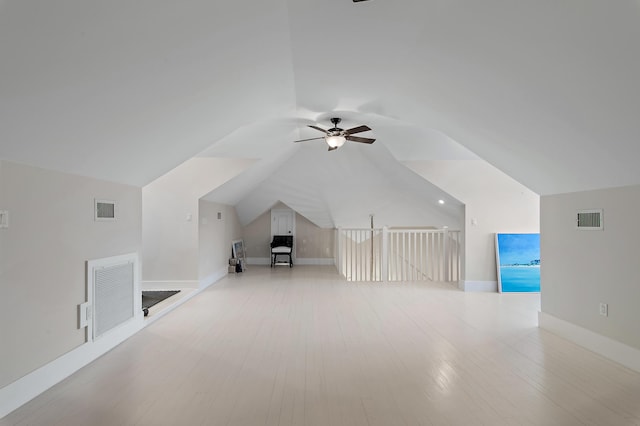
495,233,540,293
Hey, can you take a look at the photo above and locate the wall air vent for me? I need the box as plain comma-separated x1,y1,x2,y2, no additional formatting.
95,199,116,221
94,262,134,338
577,209,603,230
86,253,140,341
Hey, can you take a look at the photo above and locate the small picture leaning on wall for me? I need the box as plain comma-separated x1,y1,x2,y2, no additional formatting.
495,233,540,293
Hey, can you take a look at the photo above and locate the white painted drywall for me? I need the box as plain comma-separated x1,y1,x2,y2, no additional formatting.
243,205,335,260
142,158,254,282
541,185,640,350
296,214,335,259
0,160,141,388
0,1,297,187
243,208,272,260
405,160,539,284
198,200,242,285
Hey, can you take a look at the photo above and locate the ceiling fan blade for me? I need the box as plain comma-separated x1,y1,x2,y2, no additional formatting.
346,135,376,144
293,137,325,143
345,125,371,135
308,125,329,134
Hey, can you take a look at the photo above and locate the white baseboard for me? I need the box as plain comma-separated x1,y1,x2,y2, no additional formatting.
1,272,229,420
538,311,640,373
459,280,498,292
143,275,224,326
141,280,199,290
296,258,335,265
246,257,334,266
0,317,143,419
199,267,228,290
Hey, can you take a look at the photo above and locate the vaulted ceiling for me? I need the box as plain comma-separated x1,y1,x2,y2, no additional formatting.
2,1,639,228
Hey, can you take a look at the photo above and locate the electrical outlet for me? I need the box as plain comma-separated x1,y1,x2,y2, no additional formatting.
599,303,608,317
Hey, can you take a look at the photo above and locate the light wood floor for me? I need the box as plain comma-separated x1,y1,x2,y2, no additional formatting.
3,266,640,426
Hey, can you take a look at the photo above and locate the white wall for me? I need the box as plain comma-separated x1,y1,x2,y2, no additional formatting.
405,160,539,288
0,160,141,388
243,208,272,260
198,200,242,286
243,205,335,261
296,214,335,259
142,157,254,283
541,185,640,350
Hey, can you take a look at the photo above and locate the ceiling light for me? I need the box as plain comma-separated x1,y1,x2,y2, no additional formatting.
438,199,445,204
326,135,346,148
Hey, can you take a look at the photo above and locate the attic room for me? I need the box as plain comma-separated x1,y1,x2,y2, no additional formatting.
2,1,640,424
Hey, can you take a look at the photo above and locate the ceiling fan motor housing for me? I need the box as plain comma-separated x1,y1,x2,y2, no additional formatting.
329,117,344,133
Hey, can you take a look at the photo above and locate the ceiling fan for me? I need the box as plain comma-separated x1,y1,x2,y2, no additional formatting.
293,118,376,151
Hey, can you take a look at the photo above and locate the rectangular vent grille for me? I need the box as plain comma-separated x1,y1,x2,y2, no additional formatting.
577,209,603,230
95,199,116,221
94,262,134,338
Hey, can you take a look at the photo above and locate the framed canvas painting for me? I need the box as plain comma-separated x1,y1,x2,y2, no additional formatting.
495,233,540,293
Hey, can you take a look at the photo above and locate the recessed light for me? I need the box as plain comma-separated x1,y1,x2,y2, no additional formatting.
438,199,445,205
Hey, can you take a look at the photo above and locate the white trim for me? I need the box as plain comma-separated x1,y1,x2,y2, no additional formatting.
246,257,335,266
296,258,335,266
143,276,224,326
141,280,199,290
458,280,498,292
0,268,230,419
538,311,640,373
199,267,228,290
0,317,143,419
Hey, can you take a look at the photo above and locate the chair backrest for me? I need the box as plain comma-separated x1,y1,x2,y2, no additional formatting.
271,235,293,248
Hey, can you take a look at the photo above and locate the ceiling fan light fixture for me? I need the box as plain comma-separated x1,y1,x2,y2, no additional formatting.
293,117,374,148
326,135,346,148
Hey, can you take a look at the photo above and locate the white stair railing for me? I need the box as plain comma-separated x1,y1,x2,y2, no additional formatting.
336,228,383,281
336,227,460,283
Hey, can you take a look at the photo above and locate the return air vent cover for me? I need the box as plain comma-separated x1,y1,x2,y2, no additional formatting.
577,209,603,230
95,199,116,221
86,253,139,342
94,262,134,338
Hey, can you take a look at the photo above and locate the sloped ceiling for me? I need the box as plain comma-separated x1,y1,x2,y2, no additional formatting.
203,130,466,228
2,1,640,227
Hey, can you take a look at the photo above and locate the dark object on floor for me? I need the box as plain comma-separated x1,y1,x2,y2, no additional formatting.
142,290,180,316
271,235,293,267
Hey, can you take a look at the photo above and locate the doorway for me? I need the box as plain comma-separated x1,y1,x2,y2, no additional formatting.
271,208,295,237
271,208,295,263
